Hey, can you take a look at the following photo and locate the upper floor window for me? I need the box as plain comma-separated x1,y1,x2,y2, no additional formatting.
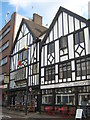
59,36,67,50
32,64,37,75
76,59,86,77
75,31,84,45
0,57,8,66
18,50,27,61
0,41,9,52
59,62,71,79
0,26,10,41
48,42,55,54
45,65,55,81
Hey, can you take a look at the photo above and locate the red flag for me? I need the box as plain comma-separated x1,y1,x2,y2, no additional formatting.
18,61,22,66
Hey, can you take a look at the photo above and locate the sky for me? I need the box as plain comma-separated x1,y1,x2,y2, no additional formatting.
0,0,90,30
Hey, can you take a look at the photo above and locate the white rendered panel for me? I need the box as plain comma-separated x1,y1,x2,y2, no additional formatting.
28,48,30,64
68,34,74,59
55,41,59,63
41,48,43,67
18,31,22,40
71,60,75,70
55,64,58,74
60,55,68,61
19,35,27,50
75,18,80,30
49,30,53,42
63,12,68,35
69,15,74,33
72,72,75,81
36,74,39,85
67,78,71,82
52,80,55,83
30,35,33,45
55,75,58,83
28,77,30,86
41,80,90,89
46,37,49,44
41,68,44,76
37,43,39,61
81,22,86,28
27,33,30,45
84,28,90,55
24,25,29,35
75,53,79,58
58,13,63,37
54,21,58,40
31,45,34,63
45,46,47,66
35,75,36,85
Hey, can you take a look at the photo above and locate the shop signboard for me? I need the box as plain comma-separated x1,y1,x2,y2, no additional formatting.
4,75,9,83
75,109,83,119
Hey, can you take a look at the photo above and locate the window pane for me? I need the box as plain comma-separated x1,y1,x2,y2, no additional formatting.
48,42,54,54
87,61,90,75
60,36,67,49
62,96,68,104
75,33,79,45
23,50,27,60
79,31,84,43
18,53,22,61
45,65,55,81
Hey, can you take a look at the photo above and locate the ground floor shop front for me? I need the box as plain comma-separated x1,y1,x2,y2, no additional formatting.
9,87,41,112
41,85,90,117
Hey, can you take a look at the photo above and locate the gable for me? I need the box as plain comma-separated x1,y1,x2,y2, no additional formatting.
11,20,36,55
42,7,87,45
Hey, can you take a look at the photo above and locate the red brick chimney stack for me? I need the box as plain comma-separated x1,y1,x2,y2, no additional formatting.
33,13,42,26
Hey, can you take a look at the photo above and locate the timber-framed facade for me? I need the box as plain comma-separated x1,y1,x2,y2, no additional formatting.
40,7,90,114
9,16,47,112
9,7,90,114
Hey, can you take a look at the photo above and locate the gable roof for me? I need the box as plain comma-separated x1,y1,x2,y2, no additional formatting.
24,19,47,37
11,18,47,54
41,6,87,46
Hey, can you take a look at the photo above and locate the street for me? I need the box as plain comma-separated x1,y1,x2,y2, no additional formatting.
1,107,73,120
1,107,90,120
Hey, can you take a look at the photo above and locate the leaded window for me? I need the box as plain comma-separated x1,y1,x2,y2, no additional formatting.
59,62,71,79
45,65,55,81
87,58,90,75
60,36,67,49
32,64,37,75
76,59,86,77
18,50,27,61
75,31,84,45
48,42,55,54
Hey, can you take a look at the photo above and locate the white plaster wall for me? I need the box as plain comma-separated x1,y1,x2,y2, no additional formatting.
84,28,90,55
68,34,74,59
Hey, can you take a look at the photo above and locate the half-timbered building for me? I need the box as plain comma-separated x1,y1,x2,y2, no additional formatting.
41,7,90,112
9,14,47,111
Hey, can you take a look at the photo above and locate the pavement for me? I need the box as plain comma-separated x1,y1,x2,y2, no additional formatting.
1,107,90,120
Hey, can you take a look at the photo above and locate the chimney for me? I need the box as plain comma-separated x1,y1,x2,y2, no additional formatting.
33,13,42,26
88,1,90,19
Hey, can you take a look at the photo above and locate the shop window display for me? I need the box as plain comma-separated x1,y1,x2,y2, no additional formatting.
56,94,75,105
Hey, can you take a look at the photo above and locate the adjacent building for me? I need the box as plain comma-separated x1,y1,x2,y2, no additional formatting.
0,12,28,106
40,6,90,113
9,14,47,111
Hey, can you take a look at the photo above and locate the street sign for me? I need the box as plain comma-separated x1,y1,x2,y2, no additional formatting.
75,109,83,119
4,75,9,83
